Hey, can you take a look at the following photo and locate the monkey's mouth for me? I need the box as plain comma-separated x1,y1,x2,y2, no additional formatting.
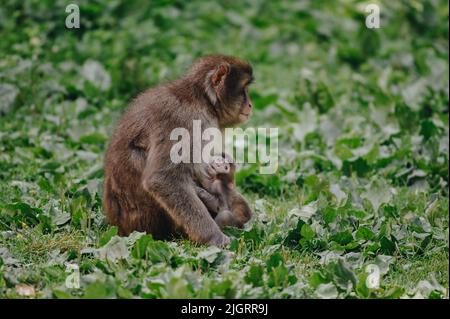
239,112,251,122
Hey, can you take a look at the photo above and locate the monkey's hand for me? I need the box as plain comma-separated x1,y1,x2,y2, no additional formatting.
206,163,218,178
195,185,221,214
196,164,216,189
143,168,226,246
208,232,230,247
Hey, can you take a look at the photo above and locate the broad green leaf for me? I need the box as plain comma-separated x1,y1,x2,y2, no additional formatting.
300,223,315,240
361,178,393,212
99,227,119,247
315,283,338,299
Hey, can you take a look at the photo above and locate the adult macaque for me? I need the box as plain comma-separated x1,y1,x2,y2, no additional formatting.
195,153,252,229
103,55,254,246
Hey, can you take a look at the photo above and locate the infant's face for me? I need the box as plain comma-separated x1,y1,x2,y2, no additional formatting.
210,156,231,175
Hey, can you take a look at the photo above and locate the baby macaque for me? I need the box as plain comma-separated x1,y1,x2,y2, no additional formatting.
195,154,252,229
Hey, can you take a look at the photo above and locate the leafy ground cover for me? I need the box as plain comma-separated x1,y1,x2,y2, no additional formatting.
0,0,448,298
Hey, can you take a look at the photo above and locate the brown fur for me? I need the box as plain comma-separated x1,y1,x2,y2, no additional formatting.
103,55,253,246
195,154,253,229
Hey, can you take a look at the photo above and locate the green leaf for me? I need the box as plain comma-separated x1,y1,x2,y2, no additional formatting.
328,259,357,291
96,236,129,262
53,290,73,299
315,283,338,299
4,202,42,225
99,226,118,247
374,255,395,275
147,240,173,264
342,157,371,177
300,223,315,240
267,252,283,271
420,119,440,140
309,271,330,288
347,209,366,219
361,178,393,212
330,231,353,245
131,234,153,259
356,272,371,298
84,281,116,299
198,246,222,264
245,264,265,287
117,286,134,299
355,227,375,241
379,236,396,255
322,207,338,224
289,201,318,221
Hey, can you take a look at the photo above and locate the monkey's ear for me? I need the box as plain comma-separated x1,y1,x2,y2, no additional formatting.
227,182,235,189
211,63,230,86
205,63,230,105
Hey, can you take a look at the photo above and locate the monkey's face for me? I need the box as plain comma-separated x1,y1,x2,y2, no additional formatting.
209,155,233,175
208,155,236,188
222,72,254,125
208,61,254,126
236,84,253,123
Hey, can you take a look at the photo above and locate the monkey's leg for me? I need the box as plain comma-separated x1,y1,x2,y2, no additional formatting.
228,191,253,226
143,172,229,246
215,210,236,229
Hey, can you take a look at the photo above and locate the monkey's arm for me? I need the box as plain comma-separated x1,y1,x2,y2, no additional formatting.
142,157,229,247
194,185,221,214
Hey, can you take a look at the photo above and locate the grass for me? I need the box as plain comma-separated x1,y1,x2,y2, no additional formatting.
3,228,83,264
